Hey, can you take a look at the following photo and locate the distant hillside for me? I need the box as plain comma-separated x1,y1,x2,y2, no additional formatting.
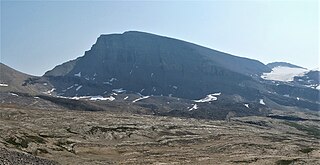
0,63,52,94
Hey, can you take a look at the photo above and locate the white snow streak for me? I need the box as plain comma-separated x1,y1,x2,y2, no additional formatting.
44,88,55,95
0,83,8,87
194,93,221,103
76,85,82,91
132,96,150,103
112,88,126,93
9,93,18,96
189,104,198,111
110,78,117,82
103,82,112,85
74,72,81,77
67,85,74,90
90,95,115,101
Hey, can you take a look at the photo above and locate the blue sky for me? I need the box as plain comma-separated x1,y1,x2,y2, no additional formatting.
1,0,319,76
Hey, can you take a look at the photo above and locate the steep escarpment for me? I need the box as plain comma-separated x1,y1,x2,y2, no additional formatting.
44,31,270,99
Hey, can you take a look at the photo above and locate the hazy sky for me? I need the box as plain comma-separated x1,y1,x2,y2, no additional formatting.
1,1,319,76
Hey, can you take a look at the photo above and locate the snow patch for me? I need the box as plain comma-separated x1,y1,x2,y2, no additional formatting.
112,88,126,93
103,82,112,85
259,99,265,105
132,96,150,103
110,78,117,82
105,96,115,101
9,93,18,96
76,85,82,91
189,104,198,111
90,95,115,101
70,96,91,100
244,104,249,108
44,88,55,95
194,93,221,103
67,85,74,90
296,97,300,100
124,96,129,100
261,66,308,82
0,83,8,87
74,72,81,77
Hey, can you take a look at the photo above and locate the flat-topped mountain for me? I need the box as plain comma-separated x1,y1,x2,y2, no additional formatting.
44,31,271,99
1,32,319,112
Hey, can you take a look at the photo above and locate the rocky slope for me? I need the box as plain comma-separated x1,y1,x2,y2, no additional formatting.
44,31,270,99
40,31,319,112
0,63,52,95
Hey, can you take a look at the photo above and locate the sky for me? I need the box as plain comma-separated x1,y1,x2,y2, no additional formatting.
1,0,319,76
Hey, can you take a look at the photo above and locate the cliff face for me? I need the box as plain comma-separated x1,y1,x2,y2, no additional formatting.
44,31,270,99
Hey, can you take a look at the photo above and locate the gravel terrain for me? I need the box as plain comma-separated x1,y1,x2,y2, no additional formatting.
0,106,319,165
0,147,57,165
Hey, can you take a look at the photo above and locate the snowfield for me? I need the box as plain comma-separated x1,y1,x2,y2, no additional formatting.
261,66,308,82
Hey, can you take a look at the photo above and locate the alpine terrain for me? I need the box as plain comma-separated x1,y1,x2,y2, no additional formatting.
0,31,319,165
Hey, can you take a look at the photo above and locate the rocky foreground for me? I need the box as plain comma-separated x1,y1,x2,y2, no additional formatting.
0,106,319,165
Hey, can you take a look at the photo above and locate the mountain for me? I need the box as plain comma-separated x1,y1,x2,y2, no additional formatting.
41,31,319,111
1,31,318,112
1,33,319,165
44,31,271,99
0,63,52,94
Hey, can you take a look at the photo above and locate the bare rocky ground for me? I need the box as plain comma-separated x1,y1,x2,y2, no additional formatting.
0,106,319,165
